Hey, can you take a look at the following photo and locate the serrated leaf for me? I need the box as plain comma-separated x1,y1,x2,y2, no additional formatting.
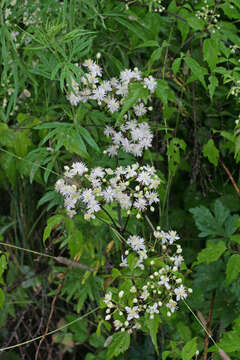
196,241,226,265
226,254,240,284
181,337,197,360
214,200,230,227
106,331,130,360
202,139,219,166
43,215,65,243
68,230,84,259
203,38,219,71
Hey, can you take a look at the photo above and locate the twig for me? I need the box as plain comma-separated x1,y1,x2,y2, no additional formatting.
55,256,95,271
203,290,216,360
34,269,68,360
219,159,240,196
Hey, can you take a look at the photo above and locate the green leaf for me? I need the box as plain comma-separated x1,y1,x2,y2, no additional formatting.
226,254,240,284
0,288,5,309
77,125,100,152
106,331,130,360
134,40,159,49
162,351,171,360
196,241,226,265
172,58,182,75
156,80,176,105
117,83,148,122
167,137,186,176
68,230,84,259
208,75,219,100
214,199,230,227
202,139,219,166
181,337,197,360
145,315,160,355
148,41,168,67
230,234,240,244
43,215,65,244
203,38,219,71
127,253,138,271
184,57,208,89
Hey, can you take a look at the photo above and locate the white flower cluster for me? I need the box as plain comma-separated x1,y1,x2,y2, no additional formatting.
229,80,240,98
195,2,221,33
66,59,157,117
103,120,153,157
125,0,165,13
55,161,161,219
103,230,192,333
120,235,147,270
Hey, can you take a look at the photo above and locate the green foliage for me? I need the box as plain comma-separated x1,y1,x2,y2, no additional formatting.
0,0,240,359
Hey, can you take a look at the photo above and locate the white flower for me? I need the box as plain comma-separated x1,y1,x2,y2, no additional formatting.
72,162,88,176
106,97,120,113
144,76,157,93
137,171,151,185
167,231,180,244
133,103,147,117
125,306,139,321
147,302,159,315
174,285,187,301
120,69,134,83
140,289,149,300
113,320,122,330
92,86,106,101
102,187,115,202
82,189,95,203
67,92,81,106
167,299,177,313
145,191,159,205
104,292,112,304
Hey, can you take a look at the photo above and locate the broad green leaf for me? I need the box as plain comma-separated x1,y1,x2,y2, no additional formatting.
177,9,190,43
68,230,84,259
145,315,160,355
181,337,197,360
202,139,219,166
203,38,219,71
196,241,226,265
43,215,65,244
226,254,240,284
230,234,240,244
156,80,176,105
184,57,208,89
106,331,130,359
214,199,230,227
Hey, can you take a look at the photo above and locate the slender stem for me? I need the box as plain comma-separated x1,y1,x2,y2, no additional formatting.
203,290,216,360
219,159,240,196
0,307,100,352
100,205,119,231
